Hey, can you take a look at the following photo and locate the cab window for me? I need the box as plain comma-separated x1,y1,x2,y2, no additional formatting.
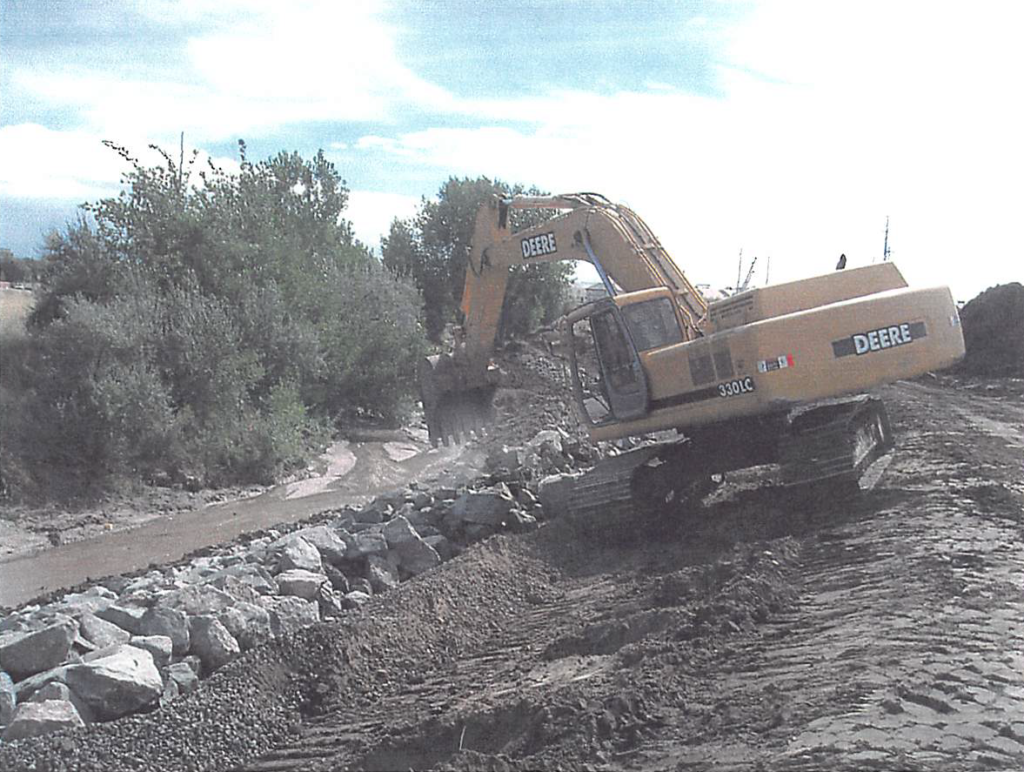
621,298,683,351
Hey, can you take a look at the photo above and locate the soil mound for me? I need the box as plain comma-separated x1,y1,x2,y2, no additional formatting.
957,282,1024,377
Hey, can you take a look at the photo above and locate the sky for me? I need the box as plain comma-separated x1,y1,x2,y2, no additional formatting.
1,0,1022,302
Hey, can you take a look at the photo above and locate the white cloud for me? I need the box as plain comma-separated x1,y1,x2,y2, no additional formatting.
0,124,122,200
8,1,456,143
345,190,420,251
0,123,237,204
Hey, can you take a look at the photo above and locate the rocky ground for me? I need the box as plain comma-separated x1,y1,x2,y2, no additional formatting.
0,336,1022,770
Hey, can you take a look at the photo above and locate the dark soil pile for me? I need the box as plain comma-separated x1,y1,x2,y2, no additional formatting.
957,282,1024,377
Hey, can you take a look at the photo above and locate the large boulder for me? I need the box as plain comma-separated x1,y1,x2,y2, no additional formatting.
365,554,401,594
383,516,441,576
95,604,147,635
26,681,94,724
448,486,515,529
138,606,190,656
345,530,389,559
260,596,319,638
294,525,349,565
1,700,84,741
0,671,15,727
78,612,131,650
537,473,579,518
207,564,278,596
188,617,240,674
63,645,162,721
269,534,322,573
218,602,272,651
0,617,78,680
276,569,328,600
157,584,236,618
50,587,117,618
165,662,199,695
129,636,172,669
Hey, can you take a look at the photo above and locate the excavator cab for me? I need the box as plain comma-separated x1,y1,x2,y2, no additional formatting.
564,287,687,427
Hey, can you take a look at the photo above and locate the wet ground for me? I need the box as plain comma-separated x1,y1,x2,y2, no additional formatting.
0,430,484,609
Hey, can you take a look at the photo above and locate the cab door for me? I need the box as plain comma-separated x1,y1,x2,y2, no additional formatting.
589,307,649,421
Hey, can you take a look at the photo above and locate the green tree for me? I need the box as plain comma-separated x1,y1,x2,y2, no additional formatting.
3,141,425,501
382,177,571,343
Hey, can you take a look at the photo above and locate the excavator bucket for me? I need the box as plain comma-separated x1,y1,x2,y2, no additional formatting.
419,354,498,447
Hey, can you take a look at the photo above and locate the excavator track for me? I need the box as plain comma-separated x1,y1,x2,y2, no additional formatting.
779,396,893,492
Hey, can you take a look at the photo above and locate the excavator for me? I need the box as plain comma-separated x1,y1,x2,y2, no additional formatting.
419,193,965,517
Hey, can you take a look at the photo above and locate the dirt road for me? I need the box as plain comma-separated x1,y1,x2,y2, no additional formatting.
3,379,1021,771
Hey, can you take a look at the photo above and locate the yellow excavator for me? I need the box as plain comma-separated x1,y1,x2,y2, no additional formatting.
420,193,965,513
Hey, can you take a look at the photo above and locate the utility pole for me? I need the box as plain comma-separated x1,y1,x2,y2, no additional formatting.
735,248,743,292
883,216,891,262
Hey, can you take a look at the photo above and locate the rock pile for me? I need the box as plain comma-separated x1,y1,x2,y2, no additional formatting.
0,429,584,744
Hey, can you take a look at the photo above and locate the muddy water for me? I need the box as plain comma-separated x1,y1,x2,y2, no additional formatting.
0,437,484,609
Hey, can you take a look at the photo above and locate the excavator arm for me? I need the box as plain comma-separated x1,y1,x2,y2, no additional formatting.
420,192,707,446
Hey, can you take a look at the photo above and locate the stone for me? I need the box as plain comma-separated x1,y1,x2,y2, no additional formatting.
11,664,69,704
354,502,385,523
342,591,371,609
129,636,173,668
218,602,272,651
295,525,349,565
205,574,262,605
270,534,323,573
323,563,350,594
366,554,401,594
507,509,539,533
394,538,441,577
537,473,579,518
423,534,456,562
411,490,433,509
0,671,15,727
51,587,117,618
166,662,199,695
26,682,93,724
382,515,420,547
158,584,237,618
207,563,279,596
1,700,84,741
448,487,515,528
315,585,345,619
529,429,564,456
0,617,78,680
139,606,190,656
276,569,328,600
345,530,389,559
260,596,320,638
486,445,526,472
63,645,162,721
160,674,179,706
95,603,147,635
78,612,131,649
188,616,240,673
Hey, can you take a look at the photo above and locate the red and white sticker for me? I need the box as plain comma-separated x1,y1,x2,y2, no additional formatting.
757,354,794,373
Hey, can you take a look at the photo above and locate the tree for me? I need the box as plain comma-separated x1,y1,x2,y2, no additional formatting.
382,177,571,343
3,141,426,500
